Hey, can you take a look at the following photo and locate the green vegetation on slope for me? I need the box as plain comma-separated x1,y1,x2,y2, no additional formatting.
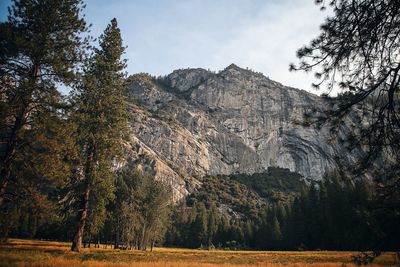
166,171,388,251
184,167,306,220
228,167,307,203
187,175,266,220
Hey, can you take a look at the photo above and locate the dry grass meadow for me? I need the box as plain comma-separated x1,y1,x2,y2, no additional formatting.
0,239,399,267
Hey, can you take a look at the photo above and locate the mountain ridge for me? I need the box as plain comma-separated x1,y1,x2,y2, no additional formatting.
124,64,360,200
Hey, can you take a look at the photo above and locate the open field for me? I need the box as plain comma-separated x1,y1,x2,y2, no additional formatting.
0,239,398,267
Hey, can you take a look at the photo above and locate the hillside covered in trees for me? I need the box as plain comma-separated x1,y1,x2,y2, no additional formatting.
166,171,397,251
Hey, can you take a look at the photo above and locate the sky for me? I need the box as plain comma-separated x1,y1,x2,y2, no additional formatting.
0,0,331,94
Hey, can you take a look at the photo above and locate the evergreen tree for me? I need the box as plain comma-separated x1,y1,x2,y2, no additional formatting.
243,220,254,247
290,195,307,249
305,184,321,249
192,203,208,248
207,203,219,248
0,0,88,209
275,203,287,231
318,181,330,249
70,18,127,252
215,216,231,247
269,215,282,249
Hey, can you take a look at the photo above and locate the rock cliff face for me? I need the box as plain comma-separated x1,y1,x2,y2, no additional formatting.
125,64,358,200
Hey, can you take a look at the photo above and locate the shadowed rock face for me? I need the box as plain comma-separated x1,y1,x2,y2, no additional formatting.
125,65,358,200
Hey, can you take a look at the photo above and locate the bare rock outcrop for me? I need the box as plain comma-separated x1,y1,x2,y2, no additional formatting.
124,65,359,199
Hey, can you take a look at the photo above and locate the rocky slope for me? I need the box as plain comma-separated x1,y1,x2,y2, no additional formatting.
124,64,359,200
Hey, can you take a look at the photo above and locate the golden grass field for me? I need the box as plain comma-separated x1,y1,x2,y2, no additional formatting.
0,239,398,267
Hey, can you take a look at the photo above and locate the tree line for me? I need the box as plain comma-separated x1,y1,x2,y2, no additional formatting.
165,172,399,251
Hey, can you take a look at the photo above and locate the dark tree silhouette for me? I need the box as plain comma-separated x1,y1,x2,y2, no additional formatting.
291,0,400,256
291,0,400,171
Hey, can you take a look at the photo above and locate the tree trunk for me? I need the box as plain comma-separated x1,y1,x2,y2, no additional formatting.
71,182,91,252
71,148,95,252
135,237,139,250
150,239,155,252
0,108,26,208
114,217,120,249
139,222,147,251
0,65,38,208
0,168,11,208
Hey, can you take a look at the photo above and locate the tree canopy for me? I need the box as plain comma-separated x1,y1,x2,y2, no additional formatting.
291,0,400,173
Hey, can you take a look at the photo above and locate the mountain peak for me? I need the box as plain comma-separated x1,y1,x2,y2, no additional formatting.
222,64,265,78
226,63,241,69
224,63,248,73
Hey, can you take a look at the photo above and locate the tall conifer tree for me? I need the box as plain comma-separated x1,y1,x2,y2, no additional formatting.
0,0,88,208
70,18,127,252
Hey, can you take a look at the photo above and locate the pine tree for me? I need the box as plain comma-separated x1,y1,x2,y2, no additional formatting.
270,215,282,249
215,216,230,247
243,220,253,247
0,0,88,209
207,203,219,248
290,195,306,249
305,184,321,249
192,203,208,248
70,18,127,252
276,203,287,229
318,181,330,249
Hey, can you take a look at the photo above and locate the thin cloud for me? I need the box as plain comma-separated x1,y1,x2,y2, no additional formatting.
209,1,329,93
0,0,332,94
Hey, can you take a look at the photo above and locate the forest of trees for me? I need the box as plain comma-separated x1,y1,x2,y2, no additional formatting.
0,0,399,256
165,172,398,251
1,167,172,250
